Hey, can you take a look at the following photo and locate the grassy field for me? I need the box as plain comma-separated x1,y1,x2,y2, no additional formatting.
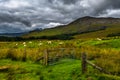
0,59,120,80
0,37,120,80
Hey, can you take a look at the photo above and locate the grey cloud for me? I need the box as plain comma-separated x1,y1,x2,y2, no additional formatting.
48,0,78,4
105,0,120,9
0,12,31,26
62,0,78,4
0,22,30,33
0,0,120,33
86,0,120,16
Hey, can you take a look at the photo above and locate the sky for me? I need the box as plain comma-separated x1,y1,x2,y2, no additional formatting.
0,0,120,33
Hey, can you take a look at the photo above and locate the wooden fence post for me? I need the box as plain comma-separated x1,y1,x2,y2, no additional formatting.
22,47,26,61
44,50,49,66
81,52,87,74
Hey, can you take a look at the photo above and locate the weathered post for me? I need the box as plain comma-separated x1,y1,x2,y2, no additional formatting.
22,46,26,61
44,49,49,66
81,52,87,74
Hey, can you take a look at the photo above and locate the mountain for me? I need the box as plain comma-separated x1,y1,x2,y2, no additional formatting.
0,28,42,37
22,16,120,39
0,32,28,37
29,28,42,33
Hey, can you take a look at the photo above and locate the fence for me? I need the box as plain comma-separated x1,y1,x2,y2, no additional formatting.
36,48,76,66
81,52,111,74
36,48,111,75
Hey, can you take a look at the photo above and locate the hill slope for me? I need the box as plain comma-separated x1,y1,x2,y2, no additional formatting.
23,16,120,39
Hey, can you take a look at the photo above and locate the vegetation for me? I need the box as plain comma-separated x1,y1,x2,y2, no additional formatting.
1,59,120,80
0,37,120,80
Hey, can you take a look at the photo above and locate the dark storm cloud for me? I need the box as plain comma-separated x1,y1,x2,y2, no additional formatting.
0,12,31,26
0,0,120,33
89,0,120,16
105,0,120,9
48,0,78,4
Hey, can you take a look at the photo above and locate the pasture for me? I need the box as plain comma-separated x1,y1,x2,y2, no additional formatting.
0,37,120,80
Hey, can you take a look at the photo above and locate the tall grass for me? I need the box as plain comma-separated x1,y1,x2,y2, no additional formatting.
0,38,120,76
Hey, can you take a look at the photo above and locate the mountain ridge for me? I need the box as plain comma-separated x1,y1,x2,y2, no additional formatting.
22,16,120,39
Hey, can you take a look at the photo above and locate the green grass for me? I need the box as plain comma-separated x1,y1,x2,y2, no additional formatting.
0,59,43,80
82,38,120,50
0,59,82,80
0,38,120,80
0,38,120,49
0,59,120,80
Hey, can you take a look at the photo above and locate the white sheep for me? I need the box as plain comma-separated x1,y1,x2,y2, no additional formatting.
29,41,32,43
59,42,63,45
97,38,102,41
47,41,52,44
39,43,43,46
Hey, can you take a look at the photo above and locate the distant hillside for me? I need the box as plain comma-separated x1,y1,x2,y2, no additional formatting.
23,16,120,39
0,28,42,37
0,32,28,37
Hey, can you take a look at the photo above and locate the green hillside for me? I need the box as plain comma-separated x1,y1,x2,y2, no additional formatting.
23,16,120,39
